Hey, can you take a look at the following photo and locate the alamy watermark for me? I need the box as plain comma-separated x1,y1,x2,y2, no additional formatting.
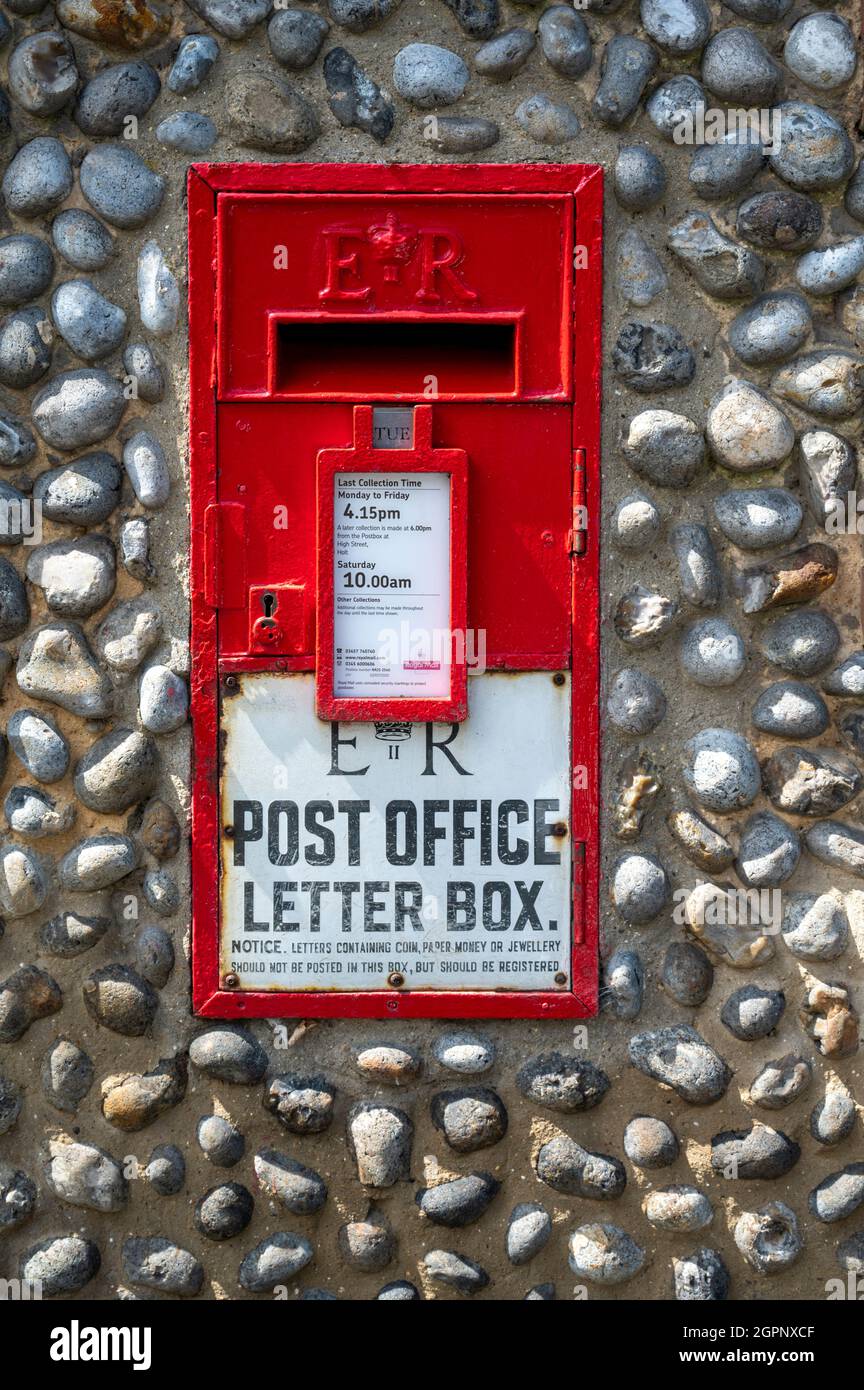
672,107,782,156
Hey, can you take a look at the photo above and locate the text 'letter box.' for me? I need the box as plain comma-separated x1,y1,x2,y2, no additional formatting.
189,164,602,1020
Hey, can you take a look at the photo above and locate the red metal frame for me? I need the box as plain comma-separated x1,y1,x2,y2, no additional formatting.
316,403,468,723
188,163,602,1020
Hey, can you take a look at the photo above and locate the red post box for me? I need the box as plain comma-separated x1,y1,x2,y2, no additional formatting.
188,164,602,1020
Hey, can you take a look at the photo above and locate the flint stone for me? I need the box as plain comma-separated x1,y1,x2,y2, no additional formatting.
769,102,854,192
422,1249,488,1295
254,1149,327,1214
393,44,468,109
592,36,657,128
190,1027,268,1084
268,10,329,68
83,964,157,1035
137,241,180,338
52,210,114,273
603,949,644,1020
613,145,666,212
809,1165,864,1224
735,1202,801,1275
45,1136,127,1213
0,235,54,307
517,1052,609,1112
80,144,165,230
568,1223,645,1283
431,1088,507,1151
168,34,220,92
752,681,828,739
629,1025,731,1104
711,1125,800,1179
122,1238,203,1298
34,453,122,527
810,1080,857,1146
689,135,764,200
643,1186,713,1233
623,1115,679,1168
772,351,864,421
347,1101,412,1186
646,74,705,142
40,910,110,958
729,293,811,366
680,619,744,688
612,321,695,391
19,1236,100,1297
42,1041,93,1115
74,728,158,813
613,492,660,550
749,1054,811,1110
26,537,116,618
8,708,68,783
720,985,785,1041
194,1183,254,1242
737,190,822,251
714,490,802,550
264,1074,334,1132
416,1172,499,1227
666,808,733,873
75,62,160,136
515,94,580,145
669,212,764,301
661,941,714,1006
706,382,793,473
761,609,839,676
8,32,78,115
59,835,138,891
683,727,760,812
6,785,74,838
535,1134,626,1199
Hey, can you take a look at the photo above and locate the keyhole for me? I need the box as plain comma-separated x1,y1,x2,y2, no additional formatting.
261,592,276,620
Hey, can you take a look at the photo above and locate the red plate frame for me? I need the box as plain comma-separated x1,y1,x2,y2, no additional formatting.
316,403,468,723
189,162,603,1020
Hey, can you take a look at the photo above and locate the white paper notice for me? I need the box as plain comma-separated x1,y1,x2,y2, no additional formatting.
333,471,451,699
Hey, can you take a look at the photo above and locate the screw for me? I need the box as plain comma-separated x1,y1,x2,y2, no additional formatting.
552,821,568,838
223,973,239,989
386,1000,398,1012
554,971,568,986
224,675,237,691
223,825,235,838
553,672,566,687
387,971,405,989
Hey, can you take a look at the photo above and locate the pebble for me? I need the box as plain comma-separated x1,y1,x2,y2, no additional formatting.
51,210,114,272
142,868,179,917
0,428,33,478
616,229,667,307
194,1183,254,1241
749,1054,811,1110
763,744,860,817
785,13,856,92
515,94,580,145
722,0,790,16
640,0,709,53
735,1203,801,1275
156,112,218,155
476,27,534,80
769,102,854,192
661,941,714,1006
689,135,764,201
42,1039,94,1113
680,619,745,687
132,923,174,989
3,138,72,219
646,75,705,142
59,834,138,892
683,727,760,812
189,1027,268,1084
810,1078,857,1146
423,115,499,153
629,1025,732,1104
140,665,188,733
736,811,800,887
51,280,126,363
347,1101,412,1186
254,1148,327,1214
839,710,864,758
123,431,171,509
612,321,695,391
801,977,859,1059
737,191,823,252
168,34,220,92
720,984,785,1041
782,893,848,961
0,235,54,306
612,492,660,550
837,1234,864,1273
613,146,666,212
568,1223,645,1283
643,1186,713,1233
715,489,803,552
612,850,669,923
74,727,158,814
264,1074,334,1132
6,785,74,838
40,910,110,958
198,1114,245,1168
122,1238,204,1298
535,1133,626,1199
56,0,170,45
615,586,678,647
623,1115,679,1168
34,453,122,527
805,820,864,878
19,1235,100,1298
416,1172,499,1227
26,537,116,619
603,949,645,1019
338,1211,395,1270
82,963,157,1035
268,10,328,69
809,1165,864,1224
0,307,53,390
0,1162,37,1232
729,293,811,367
80,144,165,230
0,1074,21,1134
105,1057,187,1134
32,369,125,451
701,26,780,105
76,62,160,136
441,0,499,39
0,964,61,1041
394,44,468,108
422,1249,489,1295
706,381,794,473
517,1052,610,1112
137,241,180,338
798,429,857,531
378,1281,420,1299
847,161,864,224
623,409,703,488
8,709,69,783
324,49,394,144
538,7,591,77
327,0,400,28
432,1032,494,1075
752,681,828,739
431,1087,507,1151
507,1203,551,1265
666,807,734,873
797,237,864,297
592,36,657,128
95,596,162,674
668,212,764,300
607,668,666,734
186,0,271,37
0,556,29,639
761,609,839,675
824,651,864,696
354,1043,420,1085
772,351,864,420
712,1124,800,1179
123,343,164,404
46,1135,128,1212
8,32,78,115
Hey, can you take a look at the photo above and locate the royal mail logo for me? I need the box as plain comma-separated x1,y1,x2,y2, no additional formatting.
320,212,478,306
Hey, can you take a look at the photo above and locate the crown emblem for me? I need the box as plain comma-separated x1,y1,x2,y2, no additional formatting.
367,214,419,283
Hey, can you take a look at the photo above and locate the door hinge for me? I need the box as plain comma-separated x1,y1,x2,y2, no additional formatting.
204,502,246,608
571,448,587,556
